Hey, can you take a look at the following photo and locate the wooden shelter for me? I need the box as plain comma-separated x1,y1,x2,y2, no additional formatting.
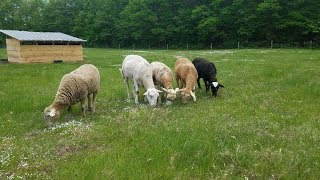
0,30,86,63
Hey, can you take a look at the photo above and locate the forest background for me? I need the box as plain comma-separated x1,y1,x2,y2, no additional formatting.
0,0,319,49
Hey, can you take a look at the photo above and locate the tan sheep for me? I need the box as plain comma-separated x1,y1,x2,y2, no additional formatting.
44,64,100,126
174,58,198,103
151,61,179,105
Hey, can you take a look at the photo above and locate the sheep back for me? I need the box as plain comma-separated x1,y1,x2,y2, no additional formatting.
122,55,154,89
192,58,217,82
174,58,198,90
55,64,100,105
151,61,173,88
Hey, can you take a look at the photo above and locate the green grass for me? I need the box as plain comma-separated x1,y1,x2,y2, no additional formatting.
0,48,319,179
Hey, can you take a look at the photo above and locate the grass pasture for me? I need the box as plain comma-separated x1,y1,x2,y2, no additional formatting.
0,48,320,179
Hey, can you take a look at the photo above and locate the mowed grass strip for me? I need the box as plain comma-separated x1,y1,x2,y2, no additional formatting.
0,48,319,178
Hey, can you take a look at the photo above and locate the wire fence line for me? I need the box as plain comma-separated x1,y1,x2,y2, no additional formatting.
100,40,320,50
0,38,318,50
98,40,320,50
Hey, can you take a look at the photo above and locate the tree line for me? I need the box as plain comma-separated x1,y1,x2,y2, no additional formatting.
1,0,319,49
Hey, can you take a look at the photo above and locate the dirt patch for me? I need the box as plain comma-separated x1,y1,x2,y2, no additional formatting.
57,144,85,156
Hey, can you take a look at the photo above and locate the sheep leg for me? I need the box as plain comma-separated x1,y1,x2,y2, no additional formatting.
182,81,186,88
66,106,73,120
87,93,93,112
91,92,97,112
132,81,139,104
176,76,180,88
124,77,130,99
157,84,162,104
81,100,86,116
144,94,148,103
197,78,201,89
204,80,209,92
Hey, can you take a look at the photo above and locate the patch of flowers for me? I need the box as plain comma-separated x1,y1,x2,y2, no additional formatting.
44,120,91,132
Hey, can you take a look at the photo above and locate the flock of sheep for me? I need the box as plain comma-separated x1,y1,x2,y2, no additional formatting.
44,55,224,126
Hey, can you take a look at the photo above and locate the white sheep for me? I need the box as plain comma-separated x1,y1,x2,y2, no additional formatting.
174,57,198,103
121,55,161,107
151,61,179,105
44,64,100,126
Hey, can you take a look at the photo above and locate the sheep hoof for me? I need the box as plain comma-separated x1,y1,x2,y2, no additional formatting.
165,100,173,105
88,107,95,112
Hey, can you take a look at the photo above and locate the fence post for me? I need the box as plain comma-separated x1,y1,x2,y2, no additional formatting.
187,43,189,50
238,41,240,49
118,44,121,50
271,40,273,49
167,44,169,50
149,44,150,51
133,44,135,50
211,43,213,50
310,40,312,50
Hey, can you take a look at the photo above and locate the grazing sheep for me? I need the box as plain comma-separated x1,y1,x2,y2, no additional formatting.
44,64,100,126
151,61,179,105
174,58,198,103
192,58,224,97
121,55,161,107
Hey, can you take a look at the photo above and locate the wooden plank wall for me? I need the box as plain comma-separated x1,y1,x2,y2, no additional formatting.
20,44,84,63
6,39,21,63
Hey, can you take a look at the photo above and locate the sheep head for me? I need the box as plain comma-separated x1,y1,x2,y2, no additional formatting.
143,88,161,107
208,82,224,97
161,87,179,101
179,88,196,103
44,106,61,127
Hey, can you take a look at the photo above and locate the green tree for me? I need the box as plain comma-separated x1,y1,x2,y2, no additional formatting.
0,0,319,48
255,0,282,42
277,0,320,45
117,0,158,47
0,0,25,30
41,0,81,34
22,0,46,31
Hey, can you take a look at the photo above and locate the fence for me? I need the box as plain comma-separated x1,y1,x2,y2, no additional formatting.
1,36,319,50
102,40,319,50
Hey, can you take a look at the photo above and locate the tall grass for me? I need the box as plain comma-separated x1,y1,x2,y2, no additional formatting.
0,48,319,179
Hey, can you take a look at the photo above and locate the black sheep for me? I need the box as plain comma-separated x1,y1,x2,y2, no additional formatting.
192,58,224,97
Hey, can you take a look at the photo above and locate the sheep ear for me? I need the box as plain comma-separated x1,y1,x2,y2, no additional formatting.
143,92,148,96
175,88,183,93
190,92,196,101
212,82,218,88
161,87,168,93
219,84,225,88
49,108,56,117
157,89,162,93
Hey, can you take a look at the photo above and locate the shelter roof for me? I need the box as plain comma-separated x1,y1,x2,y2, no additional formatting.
0,30,86,42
